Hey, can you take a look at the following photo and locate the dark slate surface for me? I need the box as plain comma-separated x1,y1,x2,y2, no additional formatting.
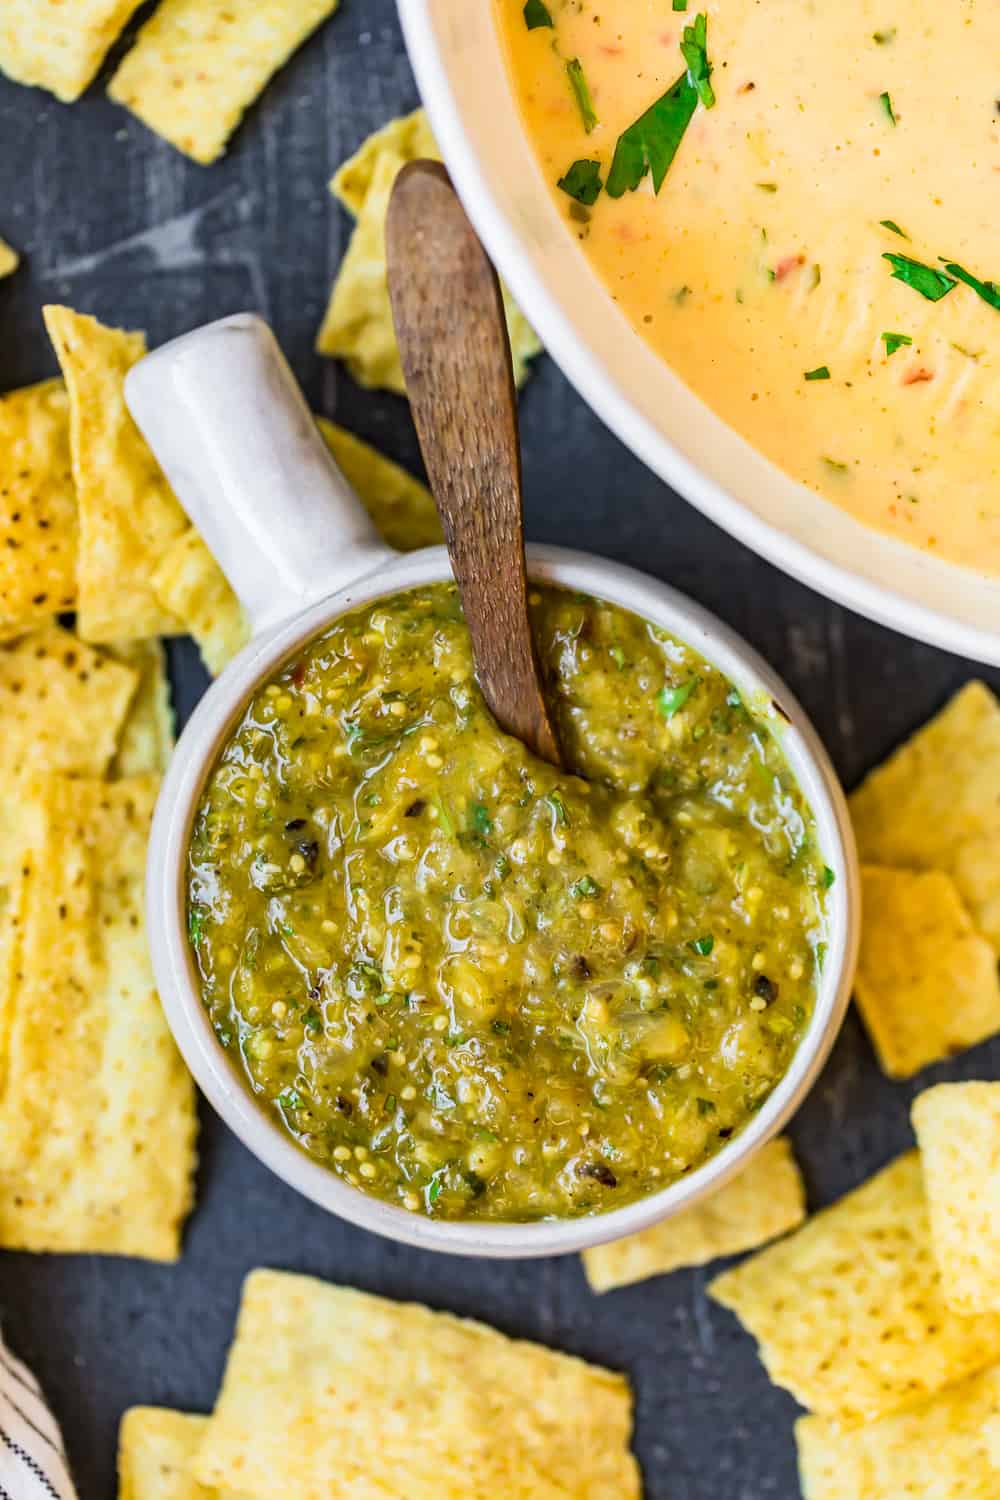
0,6,997,1498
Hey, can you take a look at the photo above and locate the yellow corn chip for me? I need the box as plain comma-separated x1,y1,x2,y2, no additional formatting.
0,380,78,631
152,531,249,678
43,305,186,642
0,624,138,781
0,239,18,277
912,1083,1000,1315
119,1410,246,1500
194,1269,641,1500
796,1365,1000,1500
582,1137,806,1292
854,865,1000,1078
0,0,144,102
709,1151,1000,1426
108,640,174,776
109,0,339,165
317,418,441,552
850,681,1000,950
317,110,542,393
0,774,196,1259
985,1412,1000,1468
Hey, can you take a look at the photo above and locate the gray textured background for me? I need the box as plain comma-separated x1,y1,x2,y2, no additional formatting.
0,4,997,1497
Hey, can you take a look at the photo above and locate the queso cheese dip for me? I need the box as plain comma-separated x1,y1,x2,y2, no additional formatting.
497,0,1000,574
188,584,828,1223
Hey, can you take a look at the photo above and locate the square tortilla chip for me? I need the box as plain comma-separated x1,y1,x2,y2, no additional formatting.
0,0,144,102
850,681,1000,950
193,1269,641,1500
709,1151,1000,1426
44,305,186,643
108,640,175,776
119,1409,247,1500
318,419,441,552
582,1136,806,1292
152,531,249,678
854,865,1000,1077
0,239,18,278
913,1082,1000,1315
316,110,542,393
0,774,196,1259
796,1366,1000,1500
0,380,78,631
108,0,338,165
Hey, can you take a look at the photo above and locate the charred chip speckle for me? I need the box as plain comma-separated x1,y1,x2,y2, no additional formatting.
370,1053,389,1077
753,973,779,1005
578,1160,618,1188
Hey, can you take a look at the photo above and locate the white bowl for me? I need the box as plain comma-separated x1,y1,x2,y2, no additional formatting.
397,0,1000,666
131,314,859,1258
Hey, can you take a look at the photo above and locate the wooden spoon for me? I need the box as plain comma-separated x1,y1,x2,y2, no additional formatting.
385,159,563,768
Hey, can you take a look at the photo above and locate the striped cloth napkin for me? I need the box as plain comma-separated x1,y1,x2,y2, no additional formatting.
0,1331,76,1500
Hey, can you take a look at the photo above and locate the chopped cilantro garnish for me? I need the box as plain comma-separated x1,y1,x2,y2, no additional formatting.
427,1177,443,1205
522,0,553,28
880,218,908,238
689,933,715,956
882,253,956,302
384,1093,396,1113
879,91,896,124
804,365,830,381
822,865,836,889
302,1004,321,1032
657,677,699,718
881,331,912,356
815,940,828,971
557,158,603,205
566,58,598,133
469,801,493,838
188,906,205,944
571,874,601,899
940,259,1000,311
680,13,715,108
277,1087,302,1111
606,71,698,197
546,791,569,826
609,645,627,670
673,0,688,8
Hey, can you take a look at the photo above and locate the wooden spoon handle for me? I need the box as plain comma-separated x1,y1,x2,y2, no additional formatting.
386,159,562,767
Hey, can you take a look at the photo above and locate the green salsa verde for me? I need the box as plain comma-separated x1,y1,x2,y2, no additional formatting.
188,584,829,1221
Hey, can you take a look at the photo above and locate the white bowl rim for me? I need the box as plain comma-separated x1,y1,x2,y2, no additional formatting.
396,0,1000,668
147,543,859,1259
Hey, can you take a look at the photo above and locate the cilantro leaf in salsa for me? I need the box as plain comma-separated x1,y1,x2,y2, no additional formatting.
804,365,830,381
557,158,604,205
606,71,698,197
673,0,688,9
882,331,912,356
566,57,598,133
657,677,699,718
469,801,493,838
522,0,553,28
883,253,956,302
940,260,1000,312
689,933,715,955
681,13,715,108
879,91,896,124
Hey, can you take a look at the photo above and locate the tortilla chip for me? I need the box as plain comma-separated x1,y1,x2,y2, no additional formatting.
850,681,1000,950
194,1269,641,1500
108,640,174,776
0,380,78,631
709,1151,1000,1425
316,110,542,393
0,774,196,1259
912,1083,1000,1315
582,1137,806,1292
0,624,138,782
152,531,249,678
796,1365,1000,1500
0,239,18,278
317,419,441,552
119,1410,249,1500
854,865,1000,1078
0,0,144,102
43,305,186,643
109,0,338,165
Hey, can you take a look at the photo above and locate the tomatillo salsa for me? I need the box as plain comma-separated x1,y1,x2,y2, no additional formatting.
188,584,829,1221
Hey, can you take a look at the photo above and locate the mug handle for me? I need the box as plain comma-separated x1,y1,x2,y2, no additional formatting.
125,313,395,636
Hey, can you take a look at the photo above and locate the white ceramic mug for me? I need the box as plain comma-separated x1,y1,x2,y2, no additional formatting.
131,312,859,1259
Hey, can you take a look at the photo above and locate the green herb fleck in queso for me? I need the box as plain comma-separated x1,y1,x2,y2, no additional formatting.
188,584,829,1221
